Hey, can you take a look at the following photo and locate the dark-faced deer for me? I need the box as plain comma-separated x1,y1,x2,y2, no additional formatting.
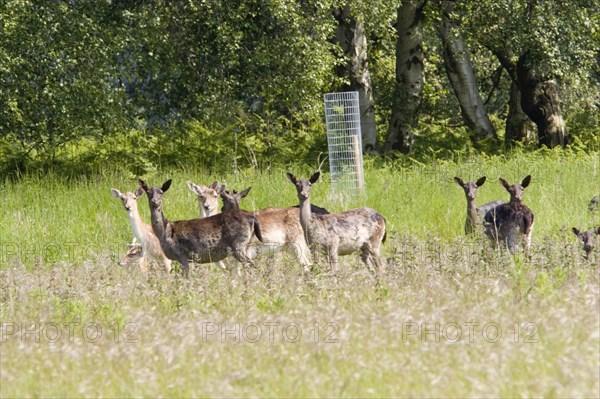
454,176,504,234
572,227,600,258
111,187,172,273
286,171,386,274
187,180,225,218
483,175,534,252
139,179,263,278
219,187,330,273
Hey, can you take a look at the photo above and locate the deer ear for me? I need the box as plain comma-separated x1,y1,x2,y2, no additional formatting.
239,187,251,198
186,181,198,193
309,171,321,184
161,179,172,193
499,177,510,190
111,189,123,198
454,177,465,186
138,179,149,192
134,187,145,198
286,172,297,184
521,175,531,188
475,177,486,187
595,226,600,235
209,180,219,190
216,184,226,195
572,227,581,236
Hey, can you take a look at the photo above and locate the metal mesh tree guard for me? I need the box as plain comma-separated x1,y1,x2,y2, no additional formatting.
324,91,365,197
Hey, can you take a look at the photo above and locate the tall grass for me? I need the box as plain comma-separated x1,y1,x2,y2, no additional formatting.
1,151,599,397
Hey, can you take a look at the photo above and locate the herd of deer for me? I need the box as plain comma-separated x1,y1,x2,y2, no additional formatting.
110,173,599,277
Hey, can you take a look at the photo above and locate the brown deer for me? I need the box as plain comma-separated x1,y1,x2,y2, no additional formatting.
483,175,535,252
219,187,329,273
138,179,263,278
287,171,386,274
186,180,224,218
454,176,504,234
111,187,172,273
572,227,600,259
118,242,143,267
187,179,231,270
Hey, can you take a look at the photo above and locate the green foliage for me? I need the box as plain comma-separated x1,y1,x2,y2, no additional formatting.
0,0,128,159
0,0,598,171
453,0,598,105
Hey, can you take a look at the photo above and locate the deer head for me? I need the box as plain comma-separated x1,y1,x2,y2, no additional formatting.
187,180,225,216
499,175,531,203
287,171,320,200
572,227,600,257
220,187,251,212
454,176,486,201
111,187,145,212
139,179,172,211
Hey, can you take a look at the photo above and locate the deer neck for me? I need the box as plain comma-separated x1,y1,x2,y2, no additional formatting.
298,196,315,242
126,209,146,243
465,197,478,232
149,204,169,240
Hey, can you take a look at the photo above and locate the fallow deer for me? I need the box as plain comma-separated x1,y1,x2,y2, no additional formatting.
139,179,263,278
187,179,228,270
572,227,600,259
287,171,386,274
186,180,224,218
219,187,329,273
118,242,143,267
454,176,504,234
111,187,172,273
483,175,535,252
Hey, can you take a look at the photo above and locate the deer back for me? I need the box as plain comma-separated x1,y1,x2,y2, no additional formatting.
164,210,261,263
312,207,386,253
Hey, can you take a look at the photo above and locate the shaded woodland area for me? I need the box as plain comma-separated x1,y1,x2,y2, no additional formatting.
1,0,598,176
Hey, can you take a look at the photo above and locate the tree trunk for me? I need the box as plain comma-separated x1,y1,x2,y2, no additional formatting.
505,80,535,147
383,0,426,154
437,3,498,143
332,4,377,151
516,52,567,148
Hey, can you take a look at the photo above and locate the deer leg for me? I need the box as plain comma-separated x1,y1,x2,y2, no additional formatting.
217,260,228,271
505,230,518,253
370,238,385,272
180,258,190,279
290,240,312,274
138,256,148,273
362,245,384,275
162,257,172,274
233,246,256,269
246,244,259,259
524,222,534,252
326,246,339,274
360,248,375,274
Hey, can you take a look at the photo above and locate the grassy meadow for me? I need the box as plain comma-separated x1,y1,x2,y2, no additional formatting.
1,151,599,397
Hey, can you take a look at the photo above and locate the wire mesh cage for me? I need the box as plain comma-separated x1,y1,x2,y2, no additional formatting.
324,91,365,197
